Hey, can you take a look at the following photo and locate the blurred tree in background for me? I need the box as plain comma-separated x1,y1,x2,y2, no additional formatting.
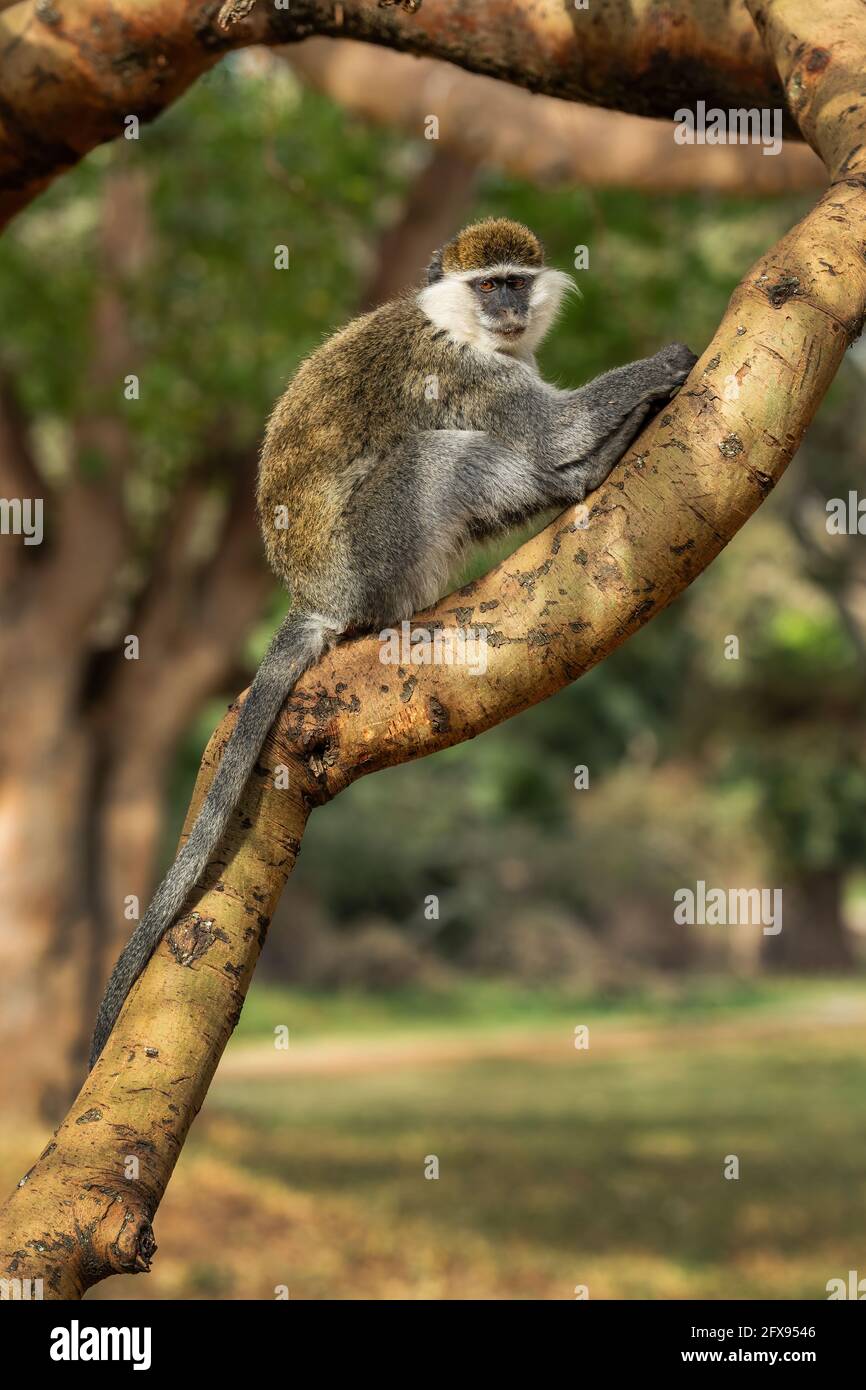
1,52,864,1118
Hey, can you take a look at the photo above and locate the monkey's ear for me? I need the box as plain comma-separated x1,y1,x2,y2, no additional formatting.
425,248,444,284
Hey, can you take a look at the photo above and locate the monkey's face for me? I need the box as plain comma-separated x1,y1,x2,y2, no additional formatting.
418,256,574,358
470,272,534,343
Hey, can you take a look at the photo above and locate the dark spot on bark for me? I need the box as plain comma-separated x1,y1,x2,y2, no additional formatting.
719,433,744,459
806,48,830,72
453,606,473,625
660,413,673,426
428,696,451,733
551,523,577,556
130,1222,157,1274
145,1047,158,1058
167,912,229,967
514,559,552,598
224,961,243,978
457,580,478,597
575,549,588,566
766,273,801,307
76,1109,102,1125
752,470,775,495
306,738,339,777
840,146,865,177
569,619,591,633
226,994,245,1031
630,599,656,622
401,675,417,702
670,538,696,555
704,354,721,372
526,628,553,646
479,599,499,612
214,882,226,892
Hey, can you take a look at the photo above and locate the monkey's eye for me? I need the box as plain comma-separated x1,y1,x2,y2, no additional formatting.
478,279,496,293
507,276,527,290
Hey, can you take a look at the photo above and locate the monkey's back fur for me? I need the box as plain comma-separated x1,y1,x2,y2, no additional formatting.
258,294,532,624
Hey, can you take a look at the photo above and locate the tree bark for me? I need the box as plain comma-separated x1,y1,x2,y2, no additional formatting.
0,0,863,1299
0,0,804,230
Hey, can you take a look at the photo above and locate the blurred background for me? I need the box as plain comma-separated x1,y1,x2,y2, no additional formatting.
1,41,865,1300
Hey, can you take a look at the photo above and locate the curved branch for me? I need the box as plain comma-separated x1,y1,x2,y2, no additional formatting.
0,0,798,229
2,0,865,1302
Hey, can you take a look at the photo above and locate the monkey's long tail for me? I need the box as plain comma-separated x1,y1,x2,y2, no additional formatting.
88,609,331,1069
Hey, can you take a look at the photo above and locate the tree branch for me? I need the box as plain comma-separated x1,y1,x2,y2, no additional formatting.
2,0,865,1302
0,0,800,229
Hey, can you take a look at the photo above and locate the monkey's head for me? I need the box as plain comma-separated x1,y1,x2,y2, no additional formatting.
420,218,574,357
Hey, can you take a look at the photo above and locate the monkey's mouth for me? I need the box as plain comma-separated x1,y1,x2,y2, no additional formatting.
494,325,525,339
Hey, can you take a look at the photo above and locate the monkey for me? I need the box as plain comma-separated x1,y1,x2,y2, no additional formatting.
89,217,697,1066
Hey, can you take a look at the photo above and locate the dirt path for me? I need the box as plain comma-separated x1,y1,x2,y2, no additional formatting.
215,992,866,1080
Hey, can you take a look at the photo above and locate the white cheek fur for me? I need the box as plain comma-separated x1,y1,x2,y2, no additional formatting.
418,267,576,357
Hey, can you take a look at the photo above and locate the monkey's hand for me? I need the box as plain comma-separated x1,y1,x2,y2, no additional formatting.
547,343,698,501
651,342,699,399
550,342,698,471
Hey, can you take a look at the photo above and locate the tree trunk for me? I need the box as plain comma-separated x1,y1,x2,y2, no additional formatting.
765,868,854,971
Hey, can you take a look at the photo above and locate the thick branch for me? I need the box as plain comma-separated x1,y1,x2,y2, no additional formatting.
2,0,865,1302
0,0,800,229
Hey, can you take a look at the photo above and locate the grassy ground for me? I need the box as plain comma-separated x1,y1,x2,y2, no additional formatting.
93,979,866,1300
6,980,866,1301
